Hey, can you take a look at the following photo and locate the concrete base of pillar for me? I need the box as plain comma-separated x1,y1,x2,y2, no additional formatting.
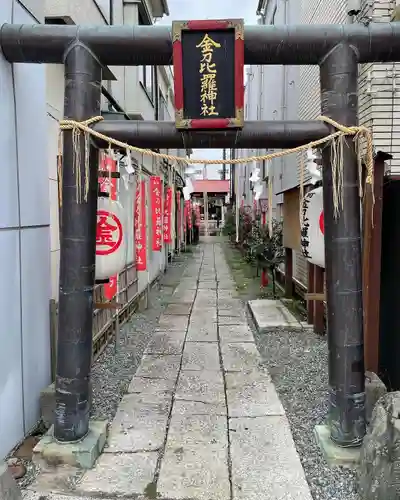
33,421,108,469
314,425,361,468
0,462,22,500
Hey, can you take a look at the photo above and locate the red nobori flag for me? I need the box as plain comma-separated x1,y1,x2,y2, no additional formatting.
135,180,147,271
98,153,117,300
184,200,190,233
187,200,193,229
163,187,173,243
195,205,201,227
176,192,181,240
150,176,162,251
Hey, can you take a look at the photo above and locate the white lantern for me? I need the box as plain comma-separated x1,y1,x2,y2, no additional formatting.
95,197,126,280
300,186,325,268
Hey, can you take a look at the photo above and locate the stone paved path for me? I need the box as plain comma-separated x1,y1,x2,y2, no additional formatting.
73,242,312,500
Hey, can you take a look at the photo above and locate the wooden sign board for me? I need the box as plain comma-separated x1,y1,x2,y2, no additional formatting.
172,19,244,130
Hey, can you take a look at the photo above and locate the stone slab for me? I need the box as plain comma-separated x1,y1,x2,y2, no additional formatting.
128,375,175,394
219,325,254,344
105,393,172,453
144,330,186,355
172,399,227,416
175,370,226,408
171,289,196,302
218,317,249,326
157,315,189,331
248,299,303,331
226,370,285,417
134,354,181,381
158,444,230,500
191,309,217,321
0,462,21,500
221,342,261,372
218,308,247,319
167,413,227,447
182,342,221,371
230,417,313,500
77,452,158,497
33,421,107,469
164,303,192,316
186,322,218,342
314,425,361,468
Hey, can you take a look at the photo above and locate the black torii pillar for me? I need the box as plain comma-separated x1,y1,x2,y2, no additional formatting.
55,42,102,442
320,44,365,447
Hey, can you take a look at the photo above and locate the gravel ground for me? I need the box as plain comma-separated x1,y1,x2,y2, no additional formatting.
251,322,360,500
12,253,191,489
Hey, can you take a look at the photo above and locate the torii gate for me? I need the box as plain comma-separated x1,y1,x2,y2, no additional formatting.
1,20,399,449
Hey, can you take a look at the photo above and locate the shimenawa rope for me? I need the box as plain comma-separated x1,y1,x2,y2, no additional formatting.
58,114,375,220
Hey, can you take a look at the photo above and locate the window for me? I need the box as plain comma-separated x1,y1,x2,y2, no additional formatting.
139,10,155,104
158,89,168,121
140,66,155,101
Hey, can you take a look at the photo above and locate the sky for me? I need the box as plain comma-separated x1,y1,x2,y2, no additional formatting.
158,0,258,179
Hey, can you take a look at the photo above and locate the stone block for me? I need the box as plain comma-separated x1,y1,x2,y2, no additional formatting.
359,392,400,499
186,321,218,342
105,393,172,453
158,314,189,331
365,371,387,424
164,303,192,316
248,299,303,332
314,425,360,469
0,462,21,500
77,452,158,497
218,324,254,344
182,342,220,371
144,330,186,355
158,442,230,500
226,370,284,417
134,354,181,381
128,375,175,395
230,417,312,500
32,420,108,469
175,370,226,410
221,342,261,372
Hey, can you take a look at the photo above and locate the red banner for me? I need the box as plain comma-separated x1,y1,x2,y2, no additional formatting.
150,176,162,251
195,205,201,227
98,154,117,300
184,200,190,233
188,200,193,229
135,180,147,271
163,187,172,243
176,192,181,240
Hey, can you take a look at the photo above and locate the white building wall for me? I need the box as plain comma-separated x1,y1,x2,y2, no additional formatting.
0,0,51,459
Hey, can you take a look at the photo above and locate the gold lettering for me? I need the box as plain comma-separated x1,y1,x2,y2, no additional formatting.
196,33,221,117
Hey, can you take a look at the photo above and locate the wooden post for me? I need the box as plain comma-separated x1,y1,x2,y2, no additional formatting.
307,263,315,324
314,265,325,334
284,247,293,297
363,152,388,373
